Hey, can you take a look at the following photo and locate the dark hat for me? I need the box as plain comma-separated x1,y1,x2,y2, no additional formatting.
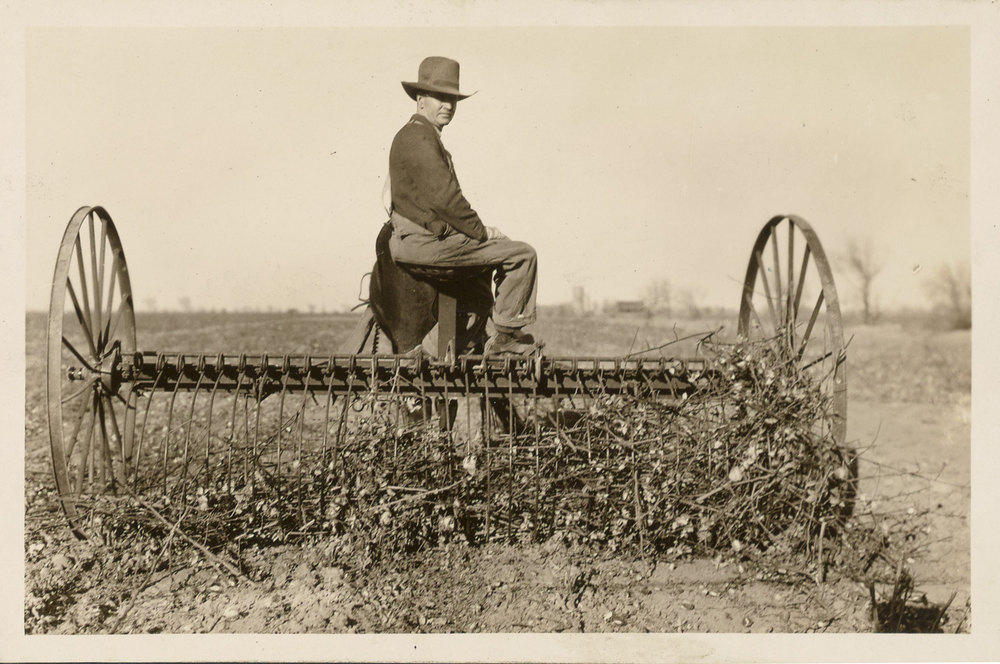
401,56,475,101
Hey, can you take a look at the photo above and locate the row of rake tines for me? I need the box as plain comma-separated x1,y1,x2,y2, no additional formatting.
83,342,854,564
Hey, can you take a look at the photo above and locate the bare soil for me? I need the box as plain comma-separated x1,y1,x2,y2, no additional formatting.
23,313,971,634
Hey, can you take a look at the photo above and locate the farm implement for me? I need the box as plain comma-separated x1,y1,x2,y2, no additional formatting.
45,206,852,557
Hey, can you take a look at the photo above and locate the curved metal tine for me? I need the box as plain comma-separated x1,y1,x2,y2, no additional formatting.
443,366,452,445
297,363,311,526
226,372,246,493
798,290,826,361
241,394,251,484
507,368,515,541
120,383,137,463
204,361,225,483
387,361,402,478
334,373,355,459
275,369,290,505
74,391,97,494
100,392,125,486
319,360,336,517
162,376,181,496
531,370,540,540
73,226,96,357
65,280,99,361
180,363,206,487
88,212,104,342
88,403,98,493
250,359,267,492
483,375,491,543
96,395,113,489
464,369,472,456
133,366,165,483
770,223,784,327
321,364,335,464
754,248,779,334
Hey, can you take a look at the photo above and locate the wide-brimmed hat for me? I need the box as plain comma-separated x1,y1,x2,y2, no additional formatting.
401,56,475,101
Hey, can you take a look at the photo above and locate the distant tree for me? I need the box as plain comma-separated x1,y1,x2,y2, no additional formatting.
844,237,886,324
178,296,192,312
142,297,157,313
644,278,672,315
678,288,704,320
571,285,590,315
925,261,971,329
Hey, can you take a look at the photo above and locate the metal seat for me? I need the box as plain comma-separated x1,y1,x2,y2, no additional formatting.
394,262,495,360
395,262,493,285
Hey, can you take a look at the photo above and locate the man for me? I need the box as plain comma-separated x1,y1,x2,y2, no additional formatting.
387,56,540,356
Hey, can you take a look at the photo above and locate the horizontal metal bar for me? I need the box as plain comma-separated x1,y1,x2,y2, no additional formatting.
115,351,712,398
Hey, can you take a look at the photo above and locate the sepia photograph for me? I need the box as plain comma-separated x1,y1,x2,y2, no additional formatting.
4,1,1000,662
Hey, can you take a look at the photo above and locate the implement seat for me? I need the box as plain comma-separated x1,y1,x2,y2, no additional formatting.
394,262,494,360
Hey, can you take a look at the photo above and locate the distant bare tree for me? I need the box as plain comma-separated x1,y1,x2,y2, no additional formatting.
925,261,971,329
644,278,672,316
678,288,705,320
178,296,192,312
844,237,886,324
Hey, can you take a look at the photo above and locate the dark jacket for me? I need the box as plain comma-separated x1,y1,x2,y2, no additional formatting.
389,114,488,242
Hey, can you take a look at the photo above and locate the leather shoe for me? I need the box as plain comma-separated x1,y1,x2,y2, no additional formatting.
483,329,542,356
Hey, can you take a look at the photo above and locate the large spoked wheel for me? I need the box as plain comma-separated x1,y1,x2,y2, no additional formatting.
46,206,137,536
737,215,848,450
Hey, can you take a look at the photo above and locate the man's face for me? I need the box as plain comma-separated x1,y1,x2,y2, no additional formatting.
417,92,458,130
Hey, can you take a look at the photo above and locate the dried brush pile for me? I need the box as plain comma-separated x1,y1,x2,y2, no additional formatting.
80,338,858,574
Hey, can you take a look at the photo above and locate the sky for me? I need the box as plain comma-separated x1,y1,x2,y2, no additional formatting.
23,26,969,313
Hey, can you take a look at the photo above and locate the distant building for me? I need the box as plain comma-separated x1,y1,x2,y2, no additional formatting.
608,300,648,315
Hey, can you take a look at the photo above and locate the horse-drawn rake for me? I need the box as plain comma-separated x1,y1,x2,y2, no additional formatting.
45,206,851,558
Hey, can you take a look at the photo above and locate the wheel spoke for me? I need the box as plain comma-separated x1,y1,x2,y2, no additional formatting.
754,249,779,333
65,280,99,360
103,297,128,356
74,237,96,347
787,223,795,327
61,378,97,404
88,214,103,344
792,244,811,325
64,400,90,462
770,224,784,326
798,290,825,359
62,336,97,373
99,252,120,351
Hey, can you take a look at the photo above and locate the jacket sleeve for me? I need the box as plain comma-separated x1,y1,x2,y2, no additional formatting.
396,127,488,241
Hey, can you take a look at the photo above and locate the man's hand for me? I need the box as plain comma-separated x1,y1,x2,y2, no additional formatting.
485,226,508,241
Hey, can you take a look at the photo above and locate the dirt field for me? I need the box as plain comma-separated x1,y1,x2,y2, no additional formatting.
23,311,970,634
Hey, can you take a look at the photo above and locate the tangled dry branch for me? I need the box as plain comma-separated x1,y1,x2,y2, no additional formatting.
69,339,889,580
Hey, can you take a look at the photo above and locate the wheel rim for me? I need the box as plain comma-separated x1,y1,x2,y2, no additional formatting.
737,215,847,449
45,206,137,535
